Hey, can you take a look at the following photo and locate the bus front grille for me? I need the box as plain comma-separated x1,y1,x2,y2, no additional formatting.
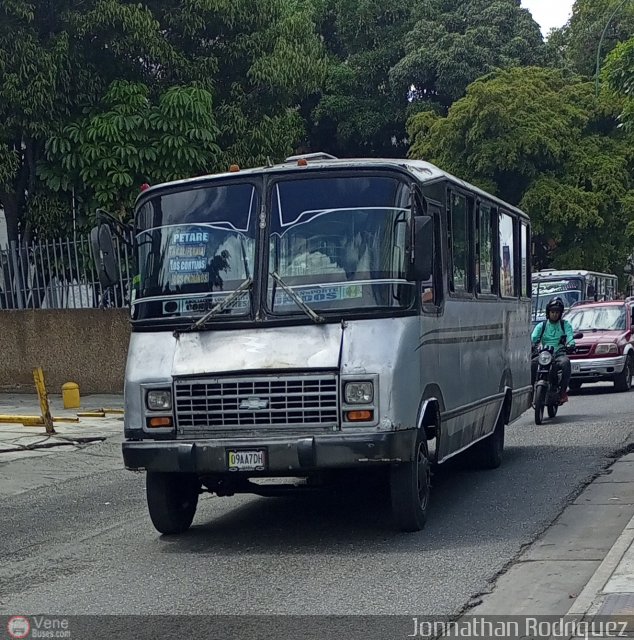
174,374,339,432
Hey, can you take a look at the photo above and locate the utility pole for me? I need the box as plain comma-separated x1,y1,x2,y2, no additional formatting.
595,0,632,96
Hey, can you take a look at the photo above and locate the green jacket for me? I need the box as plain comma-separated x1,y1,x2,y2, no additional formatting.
531,319,575,354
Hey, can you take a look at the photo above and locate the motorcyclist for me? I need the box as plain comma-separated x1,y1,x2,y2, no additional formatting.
531,296,576,404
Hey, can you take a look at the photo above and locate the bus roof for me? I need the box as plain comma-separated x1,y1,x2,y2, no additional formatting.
135,156,529,220
532,270,618,280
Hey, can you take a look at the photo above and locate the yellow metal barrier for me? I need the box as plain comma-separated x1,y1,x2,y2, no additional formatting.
33,367,55,434
0,415,79,426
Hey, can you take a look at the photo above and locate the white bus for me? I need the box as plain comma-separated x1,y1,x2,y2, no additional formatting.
532,269,618,324
93,154,533,534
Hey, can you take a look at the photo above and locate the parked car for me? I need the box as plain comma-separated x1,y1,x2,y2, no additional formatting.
564,300,634,392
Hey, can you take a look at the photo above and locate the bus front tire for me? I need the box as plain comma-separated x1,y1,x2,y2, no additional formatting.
146,472,200,535
390,436,431,532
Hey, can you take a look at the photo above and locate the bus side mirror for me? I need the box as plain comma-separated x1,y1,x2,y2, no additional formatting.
408,215,433,282
90,224,119,288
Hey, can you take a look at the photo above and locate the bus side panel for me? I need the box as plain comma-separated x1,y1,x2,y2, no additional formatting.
429,297,531,462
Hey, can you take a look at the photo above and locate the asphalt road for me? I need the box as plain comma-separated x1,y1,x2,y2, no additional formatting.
1,383,633,617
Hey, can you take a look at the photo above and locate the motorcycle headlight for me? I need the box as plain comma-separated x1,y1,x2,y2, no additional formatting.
147,389,172,411
595,343,618,355
344,381,374,404
538,351,553,366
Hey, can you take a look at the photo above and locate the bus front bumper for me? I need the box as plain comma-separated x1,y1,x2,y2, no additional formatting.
122,430,418,474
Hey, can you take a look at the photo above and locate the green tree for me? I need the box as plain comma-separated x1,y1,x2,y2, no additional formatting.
0,0,184,243
1,0,326,241
390,0,546,109
40,81,221,216
563,0,634,77
603,36,634,133
408,67,634,277
149,0,327,168
309,0,416,157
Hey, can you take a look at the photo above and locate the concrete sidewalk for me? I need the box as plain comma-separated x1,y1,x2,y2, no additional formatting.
468,452,634,618
0,392,124,461
568,465,634,621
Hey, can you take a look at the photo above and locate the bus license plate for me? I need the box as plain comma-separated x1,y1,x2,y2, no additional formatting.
227,449,267,472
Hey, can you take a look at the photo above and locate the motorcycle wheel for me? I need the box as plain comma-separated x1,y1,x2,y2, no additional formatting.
547,404,558,418
534,386,546,425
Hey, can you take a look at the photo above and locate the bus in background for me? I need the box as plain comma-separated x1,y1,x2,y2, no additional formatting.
532,270,618,325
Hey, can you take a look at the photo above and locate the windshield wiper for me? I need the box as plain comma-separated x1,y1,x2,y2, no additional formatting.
176,278,253,335
270,271,325,324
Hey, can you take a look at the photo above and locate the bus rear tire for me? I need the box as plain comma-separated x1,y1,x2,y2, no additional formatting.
146,472,200,535
390,436,431,532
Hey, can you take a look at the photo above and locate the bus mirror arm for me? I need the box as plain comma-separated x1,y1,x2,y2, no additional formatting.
407,215,433,282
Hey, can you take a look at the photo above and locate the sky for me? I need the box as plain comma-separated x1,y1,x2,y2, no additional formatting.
521,0,575,35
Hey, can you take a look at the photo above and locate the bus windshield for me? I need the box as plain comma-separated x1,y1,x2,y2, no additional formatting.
133,182,257,320
267,175,416,314
532,278,582,320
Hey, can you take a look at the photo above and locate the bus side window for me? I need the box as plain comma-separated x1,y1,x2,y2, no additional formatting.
421,202,443,310
477,202,494,294
520,222,529,298
499,211,516,297
449,191,470,293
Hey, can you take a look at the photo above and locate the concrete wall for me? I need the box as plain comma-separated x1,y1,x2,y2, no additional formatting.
0,309,130,394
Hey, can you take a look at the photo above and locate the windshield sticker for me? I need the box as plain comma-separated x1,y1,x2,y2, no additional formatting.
167,229,211,286
274,284,363,306
169,258,207,273
162,294,248,316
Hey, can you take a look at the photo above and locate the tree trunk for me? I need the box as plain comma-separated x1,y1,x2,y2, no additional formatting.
0,190,20,248
0,141,29,247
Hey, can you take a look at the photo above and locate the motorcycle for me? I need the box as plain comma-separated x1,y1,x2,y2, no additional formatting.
533,332,583,425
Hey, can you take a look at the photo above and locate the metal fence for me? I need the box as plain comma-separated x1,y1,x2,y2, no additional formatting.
0,234,132,310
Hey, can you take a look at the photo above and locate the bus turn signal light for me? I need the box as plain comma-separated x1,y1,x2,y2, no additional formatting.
346,410,373,422
148,417,172,428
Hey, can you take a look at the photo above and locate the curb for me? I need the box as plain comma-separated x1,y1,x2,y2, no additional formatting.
567,512,634,616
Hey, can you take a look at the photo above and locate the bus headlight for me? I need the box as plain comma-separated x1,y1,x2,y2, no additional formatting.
538,351,553,366
147,389,172,411
344,382,374,404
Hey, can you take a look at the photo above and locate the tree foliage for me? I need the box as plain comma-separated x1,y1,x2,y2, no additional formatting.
561,0,634,77
309,0,545,157
40,81,221,215
408,67,634,276
0,0,326,242
309,0,416,157
603,36,634,133
390,0,546,108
